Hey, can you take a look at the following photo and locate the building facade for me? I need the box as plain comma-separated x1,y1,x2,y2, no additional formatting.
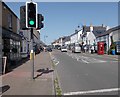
81,25,108,52
1,2,22,65
97,26,120,54
19,29,41,57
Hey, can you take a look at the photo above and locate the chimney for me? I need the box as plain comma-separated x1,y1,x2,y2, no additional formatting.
90,23,93,32
102,24,104,27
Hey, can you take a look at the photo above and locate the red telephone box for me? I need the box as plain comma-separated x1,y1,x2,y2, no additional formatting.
97,42,104,55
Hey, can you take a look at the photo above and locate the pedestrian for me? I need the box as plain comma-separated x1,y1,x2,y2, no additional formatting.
91,46,94,54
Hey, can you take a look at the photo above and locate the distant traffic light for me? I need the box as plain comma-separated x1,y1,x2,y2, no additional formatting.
26,2,37,28
37,14,44,29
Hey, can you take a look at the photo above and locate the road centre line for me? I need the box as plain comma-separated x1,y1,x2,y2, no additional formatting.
64,88,120,95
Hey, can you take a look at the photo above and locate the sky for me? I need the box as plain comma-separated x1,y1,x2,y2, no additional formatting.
5,2,118,45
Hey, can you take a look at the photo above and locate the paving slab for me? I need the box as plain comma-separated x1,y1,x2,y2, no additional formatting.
1,52,54,95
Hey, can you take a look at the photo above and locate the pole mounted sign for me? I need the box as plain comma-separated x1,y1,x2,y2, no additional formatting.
26,1,38,28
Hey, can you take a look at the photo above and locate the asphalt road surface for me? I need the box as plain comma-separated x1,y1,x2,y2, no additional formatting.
51,50,119,95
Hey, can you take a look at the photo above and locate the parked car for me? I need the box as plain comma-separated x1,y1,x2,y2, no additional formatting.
47,47,52,52
61,46,67,52
58,47,61,50
44,47,47,52
72,43,81,53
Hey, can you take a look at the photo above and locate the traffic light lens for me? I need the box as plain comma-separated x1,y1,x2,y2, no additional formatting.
29,20,34,25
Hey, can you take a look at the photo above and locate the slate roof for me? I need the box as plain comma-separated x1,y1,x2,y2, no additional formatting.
82,25,107,37
70,29,81,37
70,32,78,37
96,25,120,38
64,36,70,42
93,26,106,37
83,26,90,32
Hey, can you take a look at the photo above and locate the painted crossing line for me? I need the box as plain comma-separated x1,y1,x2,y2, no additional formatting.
81,59,89,64
64,88,120,95
88,58,106,63
66,53,113,63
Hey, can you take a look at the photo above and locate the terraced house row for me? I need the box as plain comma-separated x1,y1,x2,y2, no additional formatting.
0,1,42,74
52,24,120,55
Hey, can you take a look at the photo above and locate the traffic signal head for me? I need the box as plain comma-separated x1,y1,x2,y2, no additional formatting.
26,2,37,28
37,14,44,29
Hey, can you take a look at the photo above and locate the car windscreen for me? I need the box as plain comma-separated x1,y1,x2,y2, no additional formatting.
75,44,80,47
62,46,67,49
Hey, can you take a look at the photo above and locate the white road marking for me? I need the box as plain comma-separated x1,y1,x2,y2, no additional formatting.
66,53,117,63
81,59,89,64
92,58,106,63
77,58,79,61
91,54,118,60
55,61,59,66
64,88,120,95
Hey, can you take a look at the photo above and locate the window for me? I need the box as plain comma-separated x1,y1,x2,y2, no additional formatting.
8,14,12,29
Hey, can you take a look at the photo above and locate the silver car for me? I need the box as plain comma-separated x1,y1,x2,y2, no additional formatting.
61,46,67,52
72,43,81,53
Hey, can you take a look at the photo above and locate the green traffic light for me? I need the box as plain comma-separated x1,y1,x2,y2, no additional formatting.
29,20,34,25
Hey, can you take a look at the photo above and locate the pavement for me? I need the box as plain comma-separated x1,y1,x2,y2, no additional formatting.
1,52,54,95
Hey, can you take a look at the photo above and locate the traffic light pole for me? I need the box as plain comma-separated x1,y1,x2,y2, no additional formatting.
31,28,34,80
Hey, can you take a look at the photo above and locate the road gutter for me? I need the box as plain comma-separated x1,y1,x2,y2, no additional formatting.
49,52,62,96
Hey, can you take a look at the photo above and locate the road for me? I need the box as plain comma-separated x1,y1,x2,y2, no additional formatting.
51,50,119,95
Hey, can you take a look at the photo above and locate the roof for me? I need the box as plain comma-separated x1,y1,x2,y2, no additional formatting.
2,2,18,19
70,29,82,37
70,32,78,37
83,26,90,32
92,26,106,37
82,25,107,37
64,36,70,42
96,25,120,38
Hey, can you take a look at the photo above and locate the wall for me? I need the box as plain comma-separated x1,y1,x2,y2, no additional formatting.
0,2,2,75
2,2,17,33
87,31,96,45
70,33,78,44
0,27,2,74
77,30,82,43
0,2,1,31
112,29,120,42
19,30,29,57
33,30,40,45
17,18,20,34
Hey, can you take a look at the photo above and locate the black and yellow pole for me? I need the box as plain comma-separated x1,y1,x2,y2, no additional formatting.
30,28,35,80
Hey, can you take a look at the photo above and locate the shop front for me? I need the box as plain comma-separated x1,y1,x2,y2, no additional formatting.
2,28,22,66
115,41,120,54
